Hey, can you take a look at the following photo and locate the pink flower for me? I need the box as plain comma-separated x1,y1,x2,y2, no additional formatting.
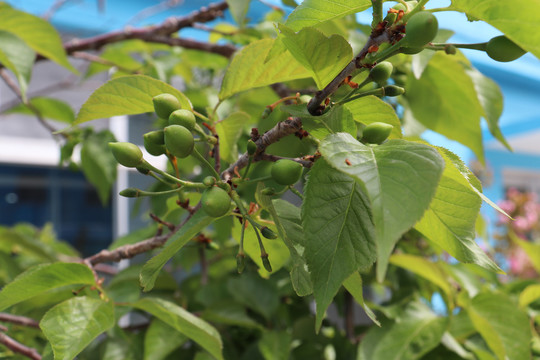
498,199,516,214
513,216,530,232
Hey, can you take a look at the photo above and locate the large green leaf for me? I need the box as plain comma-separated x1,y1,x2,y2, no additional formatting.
357,302,448,360
343,272,380,326
226,0,251,26
140,210,213,292
40,297,115,360
344,96,402,139
285,0,371,31
219,38,311,99
302,159,376,330
5,97,75,124
466,67,510,150
406,53,484,161
319,133,444,281
415,148,502,273
227,273,280,320
144,319,187,360
80,130,117,205
519,284,540,308
450,0,540,59
390,254,453,304
278,25,352,89
75,75,192,124
0,30,34,100
0,263,95,311
272,199,313,296
467,292,531,360
281,104,356,139
132,297,223,360
215,111,250,163
0,8,75,72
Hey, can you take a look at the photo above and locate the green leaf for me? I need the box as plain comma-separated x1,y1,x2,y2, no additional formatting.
319,133,444,281
415,148,502,273
140,210,213,292
215,111,250,163
302,159,376,330
144,319,187,360
5,97,75,124
201,302,261,329
344,96,402,139
518,284,540,308
227,273,280,320
0,8,75,72
285,0,371,31
343,272,380,326
450,0,540,59
40,297,115,360
132,297,223,360
278,25,352,89
75,75,192,125
258,331,293,360
467,292,531,360
357,302,448,360
219,38,311,99
80,130,117,205
466,67,510,151
281,104,356,139
0,263,95,311
390,254,453,303
272,199,313,296
226,0,251,26
406,53,485,162
0,30,34,100
411,30,454,79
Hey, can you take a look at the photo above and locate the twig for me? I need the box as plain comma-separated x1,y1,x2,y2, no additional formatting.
126,0,184,26
0,332,41,360
60,1,228,55
142,36,236,58
0,314,40,329
222,117,304,181
71,51,142,74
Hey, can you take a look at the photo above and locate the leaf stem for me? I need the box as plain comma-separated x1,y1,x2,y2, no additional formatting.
191,148,221,179
141,160,206,189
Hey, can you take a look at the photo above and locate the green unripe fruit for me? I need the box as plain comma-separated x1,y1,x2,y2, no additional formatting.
153,93,181,119
271,159,303,186
370,62,393,83
203,176,216,187
298,95,313,104
404,11,438,48
486,36,526,62
169,109,196,131
143,130,166,156
261,227,278,239
361,122,394,144
247,140,257,156
383,85,405,97
119,188,140,198
201,186,231,217
109,142,143,168
164,125,194,158
400,46,424,54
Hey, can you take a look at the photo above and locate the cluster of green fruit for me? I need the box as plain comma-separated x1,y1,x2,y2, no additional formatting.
383,2,526,62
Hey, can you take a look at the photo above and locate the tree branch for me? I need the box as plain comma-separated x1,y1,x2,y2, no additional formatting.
142,36,236,58
222,117,304,181
0,314,40,329
0,332,41,360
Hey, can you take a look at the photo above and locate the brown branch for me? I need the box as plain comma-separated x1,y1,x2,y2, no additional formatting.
71,51,142,74
0,332,41,360
258,153,313,168
60,1,228,55
0,314,40,329
307,31,391,114
142,36,236,58
222,117,304,181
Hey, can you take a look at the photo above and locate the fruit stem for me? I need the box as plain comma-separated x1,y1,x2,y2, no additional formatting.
288,186,304,200
268,93,300,110
335,87,384,105
338,78,373,104
121,187,187,197
233,175,273,185
237,220,246,274
430,42,488,51
191,148,221,179
141,160,206,189
371,0,383,28
192,110,210,122
242,155,253,179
